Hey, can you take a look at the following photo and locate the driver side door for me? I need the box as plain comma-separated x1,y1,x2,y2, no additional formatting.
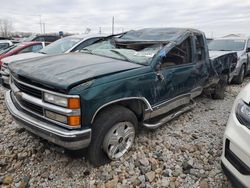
150,35,206,118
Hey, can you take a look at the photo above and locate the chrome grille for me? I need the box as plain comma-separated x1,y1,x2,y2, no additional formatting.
13,79,42,98
10,75,81,129
19,99,43,115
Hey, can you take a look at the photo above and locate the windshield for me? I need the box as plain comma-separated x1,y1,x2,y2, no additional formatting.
0,44,18,55
22,35,36,42
0,43,9,50
208,39,246,51
81,38,164,65
39,37,82,55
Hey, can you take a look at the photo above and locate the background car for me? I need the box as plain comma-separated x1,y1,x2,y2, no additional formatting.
0,34,106,87
0,41,48,68
0,40,13,50
22,34,60,43
209,36,250,84
221,83,250,188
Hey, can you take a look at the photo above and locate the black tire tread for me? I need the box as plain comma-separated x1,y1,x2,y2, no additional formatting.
233,65,245,84
212,75,228,99
88,105,138,167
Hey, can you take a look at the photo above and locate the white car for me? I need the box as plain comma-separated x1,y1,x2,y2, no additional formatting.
222,83,250,188
0,34,106,87
0,40,13,50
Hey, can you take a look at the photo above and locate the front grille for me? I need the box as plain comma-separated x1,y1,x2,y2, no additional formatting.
13,79,42,98
19,99,43,115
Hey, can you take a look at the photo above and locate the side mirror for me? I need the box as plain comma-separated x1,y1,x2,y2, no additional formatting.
155,60,162,71
246,48,250,53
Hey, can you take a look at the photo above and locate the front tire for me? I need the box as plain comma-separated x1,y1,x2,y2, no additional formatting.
88,105,138,167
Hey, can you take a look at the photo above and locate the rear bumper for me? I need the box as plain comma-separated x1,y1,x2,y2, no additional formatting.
5,90,91,150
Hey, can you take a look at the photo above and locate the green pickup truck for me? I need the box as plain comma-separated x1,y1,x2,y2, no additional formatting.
5,28,237,166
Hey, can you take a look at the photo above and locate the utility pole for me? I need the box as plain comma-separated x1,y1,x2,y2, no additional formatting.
112,16,114,34
43,23,46,34
99,27,102,34
39,15,42,34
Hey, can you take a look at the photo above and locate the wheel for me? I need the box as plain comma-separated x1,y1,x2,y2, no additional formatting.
233,65,245,84
212,75,228,99
88,105,138,167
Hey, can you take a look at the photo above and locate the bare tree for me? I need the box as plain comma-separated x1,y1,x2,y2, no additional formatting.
0,19,13,37
84,28,91,34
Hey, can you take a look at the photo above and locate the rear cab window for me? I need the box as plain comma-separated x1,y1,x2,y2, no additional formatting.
194,34,206,62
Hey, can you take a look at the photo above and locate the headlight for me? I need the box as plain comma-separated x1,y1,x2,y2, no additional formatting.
43,92,80,109
236,100,250,129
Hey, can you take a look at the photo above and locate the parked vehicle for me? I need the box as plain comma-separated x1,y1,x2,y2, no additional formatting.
5,28,237,166
208,37,250,84
221,83,250,188
0,40,13,50
23,34,60,43
0,37,11,40
0,34,105,87
0,42,48,68
206,38,213,44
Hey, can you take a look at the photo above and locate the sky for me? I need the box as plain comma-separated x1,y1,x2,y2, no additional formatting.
1,0,250,38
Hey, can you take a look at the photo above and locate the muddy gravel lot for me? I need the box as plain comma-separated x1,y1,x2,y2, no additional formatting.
0,78,249,188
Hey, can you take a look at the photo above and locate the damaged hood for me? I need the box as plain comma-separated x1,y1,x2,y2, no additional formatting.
9,53,142,91
209,50,237,60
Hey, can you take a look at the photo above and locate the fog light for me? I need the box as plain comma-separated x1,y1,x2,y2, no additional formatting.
45,110,67,124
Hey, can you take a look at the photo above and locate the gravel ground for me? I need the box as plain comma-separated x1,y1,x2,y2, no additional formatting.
0,77,249,188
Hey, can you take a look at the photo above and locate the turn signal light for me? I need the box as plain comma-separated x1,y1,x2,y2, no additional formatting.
68,116,81,126
68,98,80,109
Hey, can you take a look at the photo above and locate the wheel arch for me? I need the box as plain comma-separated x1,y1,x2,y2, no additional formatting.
91,97,152,124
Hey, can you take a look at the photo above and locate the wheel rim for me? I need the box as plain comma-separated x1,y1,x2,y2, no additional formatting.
103,121,135,160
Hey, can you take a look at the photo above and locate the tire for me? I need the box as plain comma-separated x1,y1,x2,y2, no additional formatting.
88,105,138,167
212,75,228,100
233,65,246,84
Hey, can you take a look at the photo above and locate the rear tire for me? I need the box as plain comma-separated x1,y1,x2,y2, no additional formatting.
212,75,228,100
88,105,138,167
233,65,245,84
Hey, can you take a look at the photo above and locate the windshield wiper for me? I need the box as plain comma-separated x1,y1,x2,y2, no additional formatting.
218,49,231,51
38,51,47,54
80,48,93,54
110,49,133,63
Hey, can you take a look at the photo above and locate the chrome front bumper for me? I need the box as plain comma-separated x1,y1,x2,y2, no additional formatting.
5,90,91,150
0,69,10,87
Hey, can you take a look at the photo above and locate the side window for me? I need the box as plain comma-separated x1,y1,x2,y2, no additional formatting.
194,35,205,61
161,37,192,68
247,39,250,48
71,37,102,52
32,44,43,52
18,46,33,53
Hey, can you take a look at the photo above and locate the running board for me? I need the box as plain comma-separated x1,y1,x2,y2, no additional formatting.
143,101,196,129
